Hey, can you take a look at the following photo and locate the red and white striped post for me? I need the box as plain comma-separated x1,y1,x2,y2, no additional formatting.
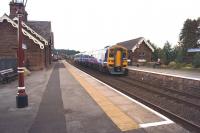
16,8,28,108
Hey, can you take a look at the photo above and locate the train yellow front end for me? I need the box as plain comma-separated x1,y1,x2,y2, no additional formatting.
107,45,128,75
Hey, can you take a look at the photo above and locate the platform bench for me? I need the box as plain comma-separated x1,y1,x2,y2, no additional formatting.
0,68,18,83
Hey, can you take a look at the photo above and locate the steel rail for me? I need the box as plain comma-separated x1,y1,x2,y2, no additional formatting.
117,77,200,109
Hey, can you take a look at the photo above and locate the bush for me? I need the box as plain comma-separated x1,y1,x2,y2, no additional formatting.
160,64,168,68
175,49,184,63
192,53,200,68
185,63,193,68
175,63,184,69
181,63,193,70
168,61,176,68
146,62,155,67
167,61,189,69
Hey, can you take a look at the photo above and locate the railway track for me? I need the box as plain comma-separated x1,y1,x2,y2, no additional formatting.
107,77,200,133
68,61,200,132
116,77,200,109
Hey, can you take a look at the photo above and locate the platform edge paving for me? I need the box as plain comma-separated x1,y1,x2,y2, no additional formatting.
63,61,139,131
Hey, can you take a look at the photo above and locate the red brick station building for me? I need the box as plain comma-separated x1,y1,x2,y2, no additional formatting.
0,1,54,70
117,37,154,65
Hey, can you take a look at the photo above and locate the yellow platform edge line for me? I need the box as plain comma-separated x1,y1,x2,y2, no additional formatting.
63,62,139,131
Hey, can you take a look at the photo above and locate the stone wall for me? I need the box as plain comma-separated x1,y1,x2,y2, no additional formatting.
130,69,200,95
24,36,45,70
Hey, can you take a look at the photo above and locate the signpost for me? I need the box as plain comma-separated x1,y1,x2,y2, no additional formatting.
15,0,28,108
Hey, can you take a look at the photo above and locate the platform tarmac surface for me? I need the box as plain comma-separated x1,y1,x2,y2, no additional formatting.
28,64,67,133
0,61,191,133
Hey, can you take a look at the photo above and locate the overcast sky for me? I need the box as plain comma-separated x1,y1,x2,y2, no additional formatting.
0,0,200,51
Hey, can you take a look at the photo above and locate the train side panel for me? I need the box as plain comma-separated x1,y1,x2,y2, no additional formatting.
73,45,128,75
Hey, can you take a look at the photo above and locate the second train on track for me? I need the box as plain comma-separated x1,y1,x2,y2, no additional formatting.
74,45,129,75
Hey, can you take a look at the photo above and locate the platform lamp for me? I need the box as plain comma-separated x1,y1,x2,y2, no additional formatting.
15,0,28,108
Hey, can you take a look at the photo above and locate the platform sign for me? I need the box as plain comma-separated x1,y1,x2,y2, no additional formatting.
187,48,200,52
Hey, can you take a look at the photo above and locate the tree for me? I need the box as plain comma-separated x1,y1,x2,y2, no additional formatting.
152,47,159,62
197,18,200,47
179,19,199,55
174,45,184,63
162,41,173,65
147,40,159,61
53,49,80,57
192,53,200,68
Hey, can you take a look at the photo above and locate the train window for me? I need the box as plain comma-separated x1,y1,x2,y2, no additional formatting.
139,52,145,59
104,50,108,61
109,49,114,57
122,52,126,58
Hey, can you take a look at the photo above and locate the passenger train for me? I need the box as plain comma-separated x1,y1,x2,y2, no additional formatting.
74,45,129,75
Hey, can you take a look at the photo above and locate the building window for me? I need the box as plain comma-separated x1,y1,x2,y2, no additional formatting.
139,52,145,59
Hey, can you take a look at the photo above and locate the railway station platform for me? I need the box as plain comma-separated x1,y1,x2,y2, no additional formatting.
128,66,200,80
0,61,191,133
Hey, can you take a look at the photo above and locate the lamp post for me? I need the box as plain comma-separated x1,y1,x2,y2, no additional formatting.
15,0,28,108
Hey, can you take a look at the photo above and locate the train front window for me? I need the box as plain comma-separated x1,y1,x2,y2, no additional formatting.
122,52,126,59
104,50,108,61
109,49,114,57
122,49,125,57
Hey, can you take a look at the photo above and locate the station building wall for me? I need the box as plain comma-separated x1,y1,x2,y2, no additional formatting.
0,21,50,70
129,41,152,64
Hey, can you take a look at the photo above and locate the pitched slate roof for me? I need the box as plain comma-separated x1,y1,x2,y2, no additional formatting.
117,37,143,50
0,13,52,46
117,37,154,52
0,14,46,49
26,21,51,42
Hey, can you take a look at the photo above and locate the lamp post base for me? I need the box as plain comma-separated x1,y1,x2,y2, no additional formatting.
16,95,28,108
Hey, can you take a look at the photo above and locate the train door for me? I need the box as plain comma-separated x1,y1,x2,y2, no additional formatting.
115,49,122,67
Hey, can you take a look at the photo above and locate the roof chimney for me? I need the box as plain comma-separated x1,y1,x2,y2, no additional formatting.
9,0,28,21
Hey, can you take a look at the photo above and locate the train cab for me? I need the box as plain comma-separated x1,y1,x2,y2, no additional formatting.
106,45,128,75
